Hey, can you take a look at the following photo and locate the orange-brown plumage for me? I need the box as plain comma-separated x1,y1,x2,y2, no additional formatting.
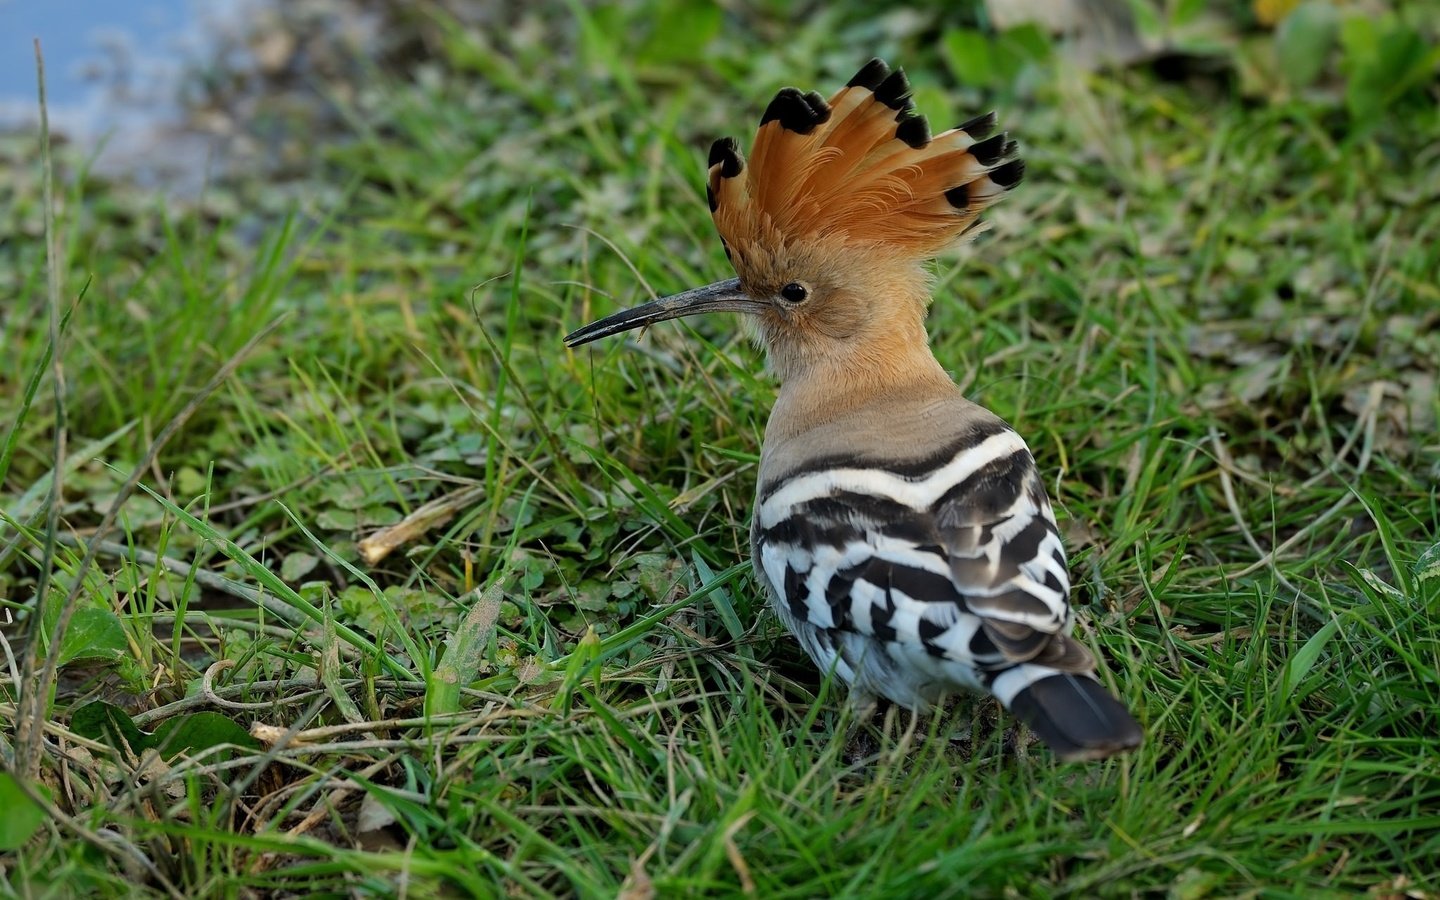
706,58,1023,266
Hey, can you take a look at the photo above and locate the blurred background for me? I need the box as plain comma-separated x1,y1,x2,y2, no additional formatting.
3,0,1435,196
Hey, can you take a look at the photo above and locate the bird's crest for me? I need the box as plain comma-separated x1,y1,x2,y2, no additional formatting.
706,58,1024,267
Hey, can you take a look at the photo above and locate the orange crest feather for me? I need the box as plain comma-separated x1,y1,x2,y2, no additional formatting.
706,59,1023,265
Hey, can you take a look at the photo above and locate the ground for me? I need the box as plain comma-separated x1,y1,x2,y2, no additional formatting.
1,1,1438,896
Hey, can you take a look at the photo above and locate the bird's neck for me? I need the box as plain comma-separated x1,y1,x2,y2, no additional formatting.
765,328,954,442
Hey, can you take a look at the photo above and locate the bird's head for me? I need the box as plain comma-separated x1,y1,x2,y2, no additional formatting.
564,59,1023,383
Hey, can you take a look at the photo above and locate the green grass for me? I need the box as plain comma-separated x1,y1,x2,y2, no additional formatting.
3,2,1439,896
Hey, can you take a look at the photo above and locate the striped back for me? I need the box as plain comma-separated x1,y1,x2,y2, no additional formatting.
753,387,1085,671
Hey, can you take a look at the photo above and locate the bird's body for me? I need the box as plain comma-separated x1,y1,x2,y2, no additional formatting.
566,59,1142,761
755,380,1051,710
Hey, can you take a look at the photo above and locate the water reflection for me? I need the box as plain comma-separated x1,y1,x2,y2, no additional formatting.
0,0,253,193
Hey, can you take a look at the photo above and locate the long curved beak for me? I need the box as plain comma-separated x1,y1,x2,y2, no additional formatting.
564,278,762,348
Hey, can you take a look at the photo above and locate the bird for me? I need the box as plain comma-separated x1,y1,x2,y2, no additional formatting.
564,58,1142,761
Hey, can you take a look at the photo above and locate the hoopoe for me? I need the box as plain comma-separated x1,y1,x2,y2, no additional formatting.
566,59,1142,761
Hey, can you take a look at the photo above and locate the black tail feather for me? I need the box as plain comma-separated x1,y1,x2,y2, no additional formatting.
1008,674,1143,761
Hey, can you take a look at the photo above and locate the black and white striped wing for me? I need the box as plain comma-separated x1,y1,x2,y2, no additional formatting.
754,426,1088,689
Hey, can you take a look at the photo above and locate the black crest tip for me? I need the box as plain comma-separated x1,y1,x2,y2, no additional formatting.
969,132,1014,166
956,111,997,140
873,68,912,110
802,90,832,125
989,158,1025,189
945,183,970,210
707,136,736,167
708,136,744,178
895,114,931,149
847,58,891,90
761,87,827,134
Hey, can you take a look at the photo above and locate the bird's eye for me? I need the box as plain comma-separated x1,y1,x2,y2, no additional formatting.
779,282,809,303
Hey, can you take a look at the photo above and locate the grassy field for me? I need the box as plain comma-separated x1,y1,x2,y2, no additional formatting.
3,2,1439,896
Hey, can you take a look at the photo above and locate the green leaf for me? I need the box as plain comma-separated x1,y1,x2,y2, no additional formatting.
942,25,1052,91
1341,15,1440,123
1125,0,1163,40
150,712,260,757
908,86,953,130
519,556,547,591
572,579,613,612
72,702,258,760
0,772,48,850
1003,23,1054,66
634,552,681,601
316,508,357,530
280,551,319,582
942,29,998,87
175,465,209,497
1277,1,1339,88
1339,14,1378,67
71,701,148,753
638,0,721,65
1413,540,1440,585
1172,0,1208,27
56,606,129,667
360,504,403,527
